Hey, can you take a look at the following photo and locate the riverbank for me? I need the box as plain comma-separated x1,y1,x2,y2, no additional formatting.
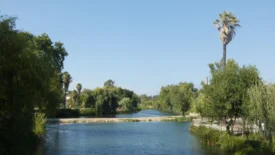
47,116,188,124
190,125,275,154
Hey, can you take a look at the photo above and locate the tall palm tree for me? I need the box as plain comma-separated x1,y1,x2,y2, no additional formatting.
76,83,82,95
214,11,240,67
63,71,72,108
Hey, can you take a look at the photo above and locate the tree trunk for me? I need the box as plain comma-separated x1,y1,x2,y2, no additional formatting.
223,44,227,68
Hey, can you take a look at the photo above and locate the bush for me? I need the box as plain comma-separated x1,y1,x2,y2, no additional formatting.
217,134,246,152
56,109,80,118
56,108,98,117
190,126,220,145
190,125,275,154
79,108,96,116
33,112,47,137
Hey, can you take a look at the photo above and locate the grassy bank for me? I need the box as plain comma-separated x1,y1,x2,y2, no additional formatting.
190,125,275,155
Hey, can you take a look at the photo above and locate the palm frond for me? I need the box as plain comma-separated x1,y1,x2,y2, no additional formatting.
215,11,240,45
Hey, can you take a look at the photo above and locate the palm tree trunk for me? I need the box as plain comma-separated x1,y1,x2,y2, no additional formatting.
223,44,226,68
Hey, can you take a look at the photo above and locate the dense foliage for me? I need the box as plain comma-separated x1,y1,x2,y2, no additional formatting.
158,82,198,116
248,84,275,148
0,15,68,154
138,94,160,110
197,59,260,130
66,80,140,116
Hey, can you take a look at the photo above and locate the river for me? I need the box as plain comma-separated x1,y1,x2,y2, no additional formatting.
38,110,226,155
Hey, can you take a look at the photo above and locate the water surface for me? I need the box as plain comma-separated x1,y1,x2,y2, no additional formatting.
115,109,176,118
39,110,226,155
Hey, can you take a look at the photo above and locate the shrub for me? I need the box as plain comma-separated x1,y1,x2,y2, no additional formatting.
79,108,96,116
190,125,275,154
190,126,220,145
33,112,47,137
217,134,246,152
56,109,80,118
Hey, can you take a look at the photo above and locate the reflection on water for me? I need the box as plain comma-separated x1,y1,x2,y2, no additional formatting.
37,110,227,155
115,109,176,118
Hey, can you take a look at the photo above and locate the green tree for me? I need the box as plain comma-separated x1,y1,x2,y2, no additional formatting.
104,79,115,87
62,71,72,108
178,82,196,116
213,11,240,67
76,83,82,95
248,84,275,148
71,90,78,107
200,59,260,132
0,15,67,154
118,97,132,111
158,82,197,115
79,89,95,108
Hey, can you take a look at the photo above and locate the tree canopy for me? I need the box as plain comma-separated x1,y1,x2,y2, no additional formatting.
0,15,67,154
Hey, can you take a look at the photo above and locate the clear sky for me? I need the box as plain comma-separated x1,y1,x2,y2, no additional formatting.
2,0,275,95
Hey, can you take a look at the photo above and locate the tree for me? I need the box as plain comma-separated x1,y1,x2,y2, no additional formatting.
140,94,148,103
178,82,196,116
118,97,132,111
104,79,115,87
71,90,78,107
213,11,240,67
248,84,275,148
76,83,82,95
200,59,260,132
62,71,72,108
79,89,95,108
0,15,67,154
157,82,197,115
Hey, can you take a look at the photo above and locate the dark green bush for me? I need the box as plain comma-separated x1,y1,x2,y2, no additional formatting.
79,108,96,116
56,108,98,117
56,109,80,118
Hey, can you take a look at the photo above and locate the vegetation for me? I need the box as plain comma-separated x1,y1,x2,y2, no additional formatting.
248,84,275,149
157,82,198,116
191,11,275,154
1,9,274,155
62,71,72,108
213,11,240,67
65,80,140,117
138,94,159,110
190,126,274,154
198,59,261,132
33,113,47,137
0,15,68,154
55,108,97,118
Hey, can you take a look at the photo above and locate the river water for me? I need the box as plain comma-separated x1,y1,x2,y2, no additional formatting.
39,110,226,155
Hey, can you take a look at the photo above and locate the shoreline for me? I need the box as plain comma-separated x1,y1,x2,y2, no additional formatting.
47,116,188,124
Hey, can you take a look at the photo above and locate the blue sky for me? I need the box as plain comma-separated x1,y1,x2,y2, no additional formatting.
2,0,275,95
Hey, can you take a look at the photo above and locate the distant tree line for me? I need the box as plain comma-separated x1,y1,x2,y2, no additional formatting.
66,79,140,116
